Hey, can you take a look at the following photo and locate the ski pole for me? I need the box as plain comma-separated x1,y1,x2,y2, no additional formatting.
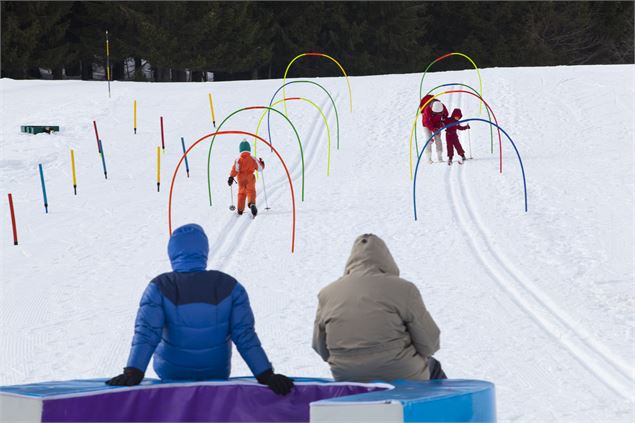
260,169,270,210
229,183,236,211
468,127,473,159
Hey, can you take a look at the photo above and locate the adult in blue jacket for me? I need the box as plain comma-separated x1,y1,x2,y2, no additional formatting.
106,223,294,395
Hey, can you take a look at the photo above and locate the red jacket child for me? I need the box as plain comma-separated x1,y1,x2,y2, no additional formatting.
228,140,264,216
444,108,469,163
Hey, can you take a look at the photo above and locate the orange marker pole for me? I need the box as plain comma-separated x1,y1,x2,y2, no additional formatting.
70,149,77,195
133,100,137,134
157,146,161,192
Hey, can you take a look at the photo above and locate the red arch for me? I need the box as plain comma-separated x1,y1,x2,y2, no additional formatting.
168,130,297,253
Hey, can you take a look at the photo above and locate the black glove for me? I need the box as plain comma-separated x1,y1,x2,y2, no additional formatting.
256,369,294,395
227,176,235,186
258,158,265,169
105,367,144,386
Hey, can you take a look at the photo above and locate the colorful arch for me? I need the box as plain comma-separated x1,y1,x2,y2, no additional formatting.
267,80,340,150
419,52,483,113
169,130,297,253
413,118,527,220
206,106,305,207
415,82,494,154
282,52,352,115
255,97,331,176
409,90,503,179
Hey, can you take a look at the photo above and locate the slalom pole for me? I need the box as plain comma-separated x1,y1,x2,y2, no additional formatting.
8,193,18,245
160,116,165,151
133,100,137,134
208,93,216,128
98,140,108,179
157,146,161,192
38,164,48,213
93,120,101,153
70,149,77,195
106,30,111,98
468,128,473,159
260,167,270,210
180,137,190,177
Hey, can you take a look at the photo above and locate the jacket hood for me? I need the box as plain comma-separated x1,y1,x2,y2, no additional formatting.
344,234,400,277
167,224,209,272
451,108,462,119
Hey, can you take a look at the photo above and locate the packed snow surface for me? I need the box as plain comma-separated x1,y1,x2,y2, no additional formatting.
1,64,633,421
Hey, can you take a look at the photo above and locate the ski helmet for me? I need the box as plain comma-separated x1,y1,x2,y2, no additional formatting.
239,139,251,153
451,108,462,119
431,101,444,113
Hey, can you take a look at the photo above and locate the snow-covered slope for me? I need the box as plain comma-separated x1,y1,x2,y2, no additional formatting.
1,64,633,421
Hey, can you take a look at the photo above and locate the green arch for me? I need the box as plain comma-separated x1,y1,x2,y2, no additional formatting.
206,106,305,206
268,80,340,150
419,52,483,114
254,97,331,176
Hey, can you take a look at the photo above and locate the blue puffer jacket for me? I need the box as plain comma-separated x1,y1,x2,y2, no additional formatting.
126,224,272,380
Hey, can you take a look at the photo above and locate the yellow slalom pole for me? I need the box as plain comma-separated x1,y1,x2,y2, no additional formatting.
70,149,77,195
208,93,216,127
156,146,161,192
105,30,111,98
133,100,137,134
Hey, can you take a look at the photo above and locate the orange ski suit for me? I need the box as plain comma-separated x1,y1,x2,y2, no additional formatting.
229,152,264,212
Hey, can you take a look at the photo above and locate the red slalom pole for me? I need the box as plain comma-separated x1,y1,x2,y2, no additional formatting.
93,121,101,153
7,193,18,245
160,116,165,151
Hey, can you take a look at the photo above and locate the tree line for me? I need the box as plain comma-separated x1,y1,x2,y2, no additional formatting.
1,1,633,82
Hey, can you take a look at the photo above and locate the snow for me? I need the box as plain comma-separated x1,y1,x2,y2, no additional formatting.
1,64,634,421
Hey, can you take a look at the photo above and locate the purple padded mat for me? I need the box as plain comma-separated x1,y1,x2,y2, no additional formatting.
42,383,387,422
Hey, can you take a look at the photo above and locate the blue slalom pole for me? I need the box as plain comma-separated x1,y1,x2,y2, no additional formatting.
413,118,528,220
38,163,48,213
98,139,108,179
181,137,190,178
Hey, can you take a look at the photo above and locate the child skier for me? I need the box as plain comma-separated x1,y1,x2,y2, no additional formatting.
421,99,448,163
227,140,265,217
444,108,469,165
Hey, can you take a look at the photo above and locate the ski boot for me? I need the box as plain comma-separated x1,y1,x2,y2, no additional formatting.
237,209,244,216
249,203,258,217
448,158,452,166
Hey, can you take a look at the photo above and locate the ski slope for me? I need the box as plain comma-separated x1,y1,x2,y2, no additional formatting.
1,64,633,421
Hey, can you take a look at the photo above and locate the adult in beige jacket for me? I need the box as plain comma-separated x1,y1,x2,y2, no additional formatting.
312,234,443,382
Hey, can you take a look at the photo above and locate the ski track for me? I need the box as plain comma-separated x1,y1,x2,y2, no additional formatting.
207,93,334,271
453,163,633,398
447,93,634,399
443,89,634,398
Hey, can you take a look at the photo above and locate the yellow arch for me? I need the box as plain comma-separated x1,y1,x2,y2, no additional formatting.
282,52,352,115
254,97,332,176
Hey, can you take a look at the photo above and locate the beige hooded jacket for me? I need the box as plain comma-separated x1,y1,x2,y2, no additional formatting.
312,234,440,382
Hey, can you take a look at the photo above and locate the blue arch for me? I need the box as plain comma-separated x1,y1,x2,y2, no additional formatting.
413,118,527,220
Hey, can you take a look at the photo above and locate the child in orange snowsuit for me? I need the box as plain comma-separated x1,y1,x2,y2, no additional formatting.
228,140,265,216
